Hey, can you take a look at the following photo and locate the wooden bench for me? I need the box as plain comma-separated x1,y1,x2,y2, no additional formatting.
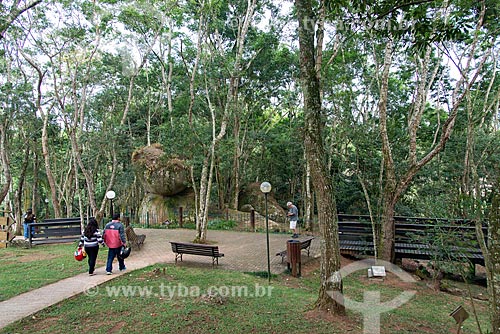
170,241,224,266
336,217,485,266
276,237,315,263
125,226,146,250
28,217,85,247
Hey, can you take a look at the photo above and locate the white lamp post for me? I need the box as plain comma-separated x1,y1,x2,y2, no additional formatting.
260,182,272,282
44,198,49,218
105,190,116,218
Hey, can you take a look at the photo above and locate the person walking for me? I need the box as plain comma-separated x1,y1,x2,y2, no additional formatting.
78,217,104,276
23,208,36,240
103,213,127,275
287,201,299,238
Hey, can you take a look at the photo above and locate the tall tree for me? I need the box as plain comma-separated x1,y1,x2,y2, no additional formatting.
295,0,344,313
194,0,258,243
378,1,494,261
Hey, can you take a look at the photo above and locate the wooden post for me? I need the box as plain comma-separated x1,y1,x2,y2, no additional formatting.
0,215,8,249
250,210,255,231
179,207,183,227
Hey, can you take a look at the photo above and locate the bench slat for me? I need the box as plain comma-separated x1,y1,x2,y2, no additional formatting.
28,219,85,247
31,238,79,245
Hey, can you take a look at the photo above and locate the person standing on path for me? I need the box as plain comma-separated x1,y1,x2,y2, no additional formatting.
78,217,104,276
23,208,36,240
103,213,127,275
287,201,299,238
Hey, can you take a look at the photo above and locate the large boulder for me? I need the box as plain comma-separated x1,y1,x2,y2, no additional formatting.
238,182,287,224
139,192,195,226
132,144,190,196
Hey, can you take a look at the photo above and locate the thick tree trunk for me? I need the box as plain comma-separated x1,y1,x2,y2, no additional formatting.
304,154,313,231
377,39,397,262
295,0,345,314
380,199,396,262
487,191,500,333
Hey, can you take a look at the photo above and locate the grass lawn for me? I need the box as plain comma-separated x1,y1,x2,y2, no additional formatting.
0,243,107,301
0,247,492,334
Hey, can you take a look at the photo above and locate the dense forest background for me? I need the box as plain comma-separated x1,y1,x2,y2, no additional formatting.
0,0,499,227
2,0,500,326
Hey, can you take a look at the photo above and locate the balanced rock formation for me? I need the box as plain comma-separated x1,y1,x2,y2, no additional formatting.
132,144,193,225
132,144,190,197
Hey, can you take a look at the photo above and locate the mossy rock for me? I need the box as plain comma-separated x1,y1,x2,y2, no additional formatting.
139,191,195,226
132,144,190,196
238,182,287,224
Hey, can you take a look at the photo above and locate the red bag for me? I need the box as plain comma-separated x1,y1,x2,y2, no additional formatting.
74,247,86,261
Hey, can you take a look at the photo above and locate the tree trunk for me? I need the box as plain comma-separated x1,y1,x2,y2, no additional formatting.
304,153,313,231
31,153,39,215
195,153,212,243
13,147,30,235
0,124,11,203
487,191,500,333
295,0,345,314
231,115,241,210
377,39,397,262
0,122,12,206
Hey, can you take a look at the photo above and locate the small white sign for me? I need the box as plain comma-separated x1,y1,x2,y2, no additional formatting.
371,266,386,277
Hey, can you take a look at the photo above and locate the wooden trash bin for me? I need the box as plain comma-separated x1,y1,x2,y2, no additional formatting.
287,240,301,277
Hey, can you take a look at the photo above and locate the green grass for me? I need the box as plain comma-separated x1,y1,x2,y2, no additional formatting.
0,260,492,334
207,219,238,230
0,243,107,301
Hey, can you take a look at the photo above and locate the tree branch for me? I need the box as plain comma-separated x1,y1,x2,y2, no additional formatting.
376,0,435,20
0,0,42,39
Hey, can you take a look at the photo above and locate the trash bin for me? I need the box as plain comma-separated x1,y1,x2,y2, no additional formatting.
287,239,301,277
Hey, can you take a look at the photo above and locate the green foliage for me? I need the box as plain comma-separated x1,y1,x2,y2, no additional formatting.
0,0,499,232
207,219,237,230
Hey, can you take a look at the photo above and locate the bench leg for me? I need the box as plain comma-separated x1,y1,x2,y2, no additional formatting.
174,253,183,264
